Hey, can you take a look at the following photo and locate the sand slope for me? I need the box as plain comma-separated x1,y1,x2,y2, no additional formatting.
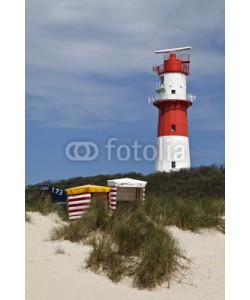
26,212,224,300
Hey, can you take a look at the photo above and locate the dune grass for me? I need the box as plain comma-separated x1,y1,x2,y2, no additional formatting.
133,228,180,289
51,201,183,289
109,203,182,289
54,245,65,255
26,165,225,289
86,237,126,283
110,203,154,256
144,195,225,232
25,199,68,221
50,200,110,242
49,196,224,288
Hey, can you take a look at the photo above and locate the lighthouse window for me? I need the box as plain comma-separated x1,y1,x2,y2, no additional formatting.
161,108,165,115
171,124,176,132
171,161,176,168
171,90,176,94
160,76,164,84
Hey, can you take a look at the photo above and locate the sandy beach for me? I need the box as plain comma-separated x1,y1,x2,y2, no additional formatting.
25,212,224,300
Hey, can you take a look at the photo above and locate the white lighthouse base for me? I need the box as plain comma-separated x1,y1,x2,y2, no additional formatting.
156,136,191,172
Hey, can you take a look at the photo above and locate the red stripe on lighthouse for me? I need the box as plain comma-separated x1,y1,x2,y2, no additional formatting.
154,100,192,137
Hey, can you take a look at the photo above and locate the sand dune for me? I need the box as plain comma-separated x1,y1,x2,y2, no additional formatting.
25,212,224,300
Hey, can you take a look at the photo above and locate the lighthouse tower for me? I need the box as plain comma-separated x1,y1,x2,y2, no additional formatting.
150,46,195,172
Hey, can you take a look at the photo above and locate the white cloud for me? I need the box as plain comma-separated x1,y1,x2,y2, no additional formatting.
26,0,224,129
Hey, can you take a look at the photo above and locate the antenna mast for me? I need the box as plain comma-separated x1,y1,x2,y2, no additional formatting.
154,46,192,54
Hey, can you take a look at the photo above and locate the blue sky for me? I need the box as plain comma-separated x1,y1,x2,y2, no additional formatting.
25,0,225,185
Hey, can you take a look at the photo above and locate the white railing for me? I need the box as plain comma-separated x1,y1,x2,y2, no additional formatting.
155,83,165,93
148,93,196,104
148,96,158,104
187,93,196,102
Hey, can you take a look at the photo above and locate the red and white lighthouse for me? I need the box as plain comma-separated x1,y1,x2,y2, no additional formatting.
150,46,195,172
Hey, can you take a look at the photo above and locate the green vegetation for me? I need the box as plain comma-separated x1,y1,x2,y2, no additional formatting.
25,165,225,289
25,199,68,221
145,195,224,231
86,237,125,283
50,201,182,289
26,165,225,231
25,165,225,204
51,200,110,242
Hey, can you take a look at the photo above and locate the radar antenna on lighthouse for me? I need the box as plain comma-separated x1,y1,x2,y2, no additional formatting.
150,46,195,172
154,46,192,54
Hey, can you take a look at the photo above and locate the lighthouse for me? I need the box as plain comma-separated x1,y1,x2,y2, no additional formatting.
150,46,195,172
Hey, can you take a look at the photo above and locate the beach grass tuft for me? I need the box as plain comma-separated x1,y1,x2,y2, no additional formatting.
55,245,65,255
